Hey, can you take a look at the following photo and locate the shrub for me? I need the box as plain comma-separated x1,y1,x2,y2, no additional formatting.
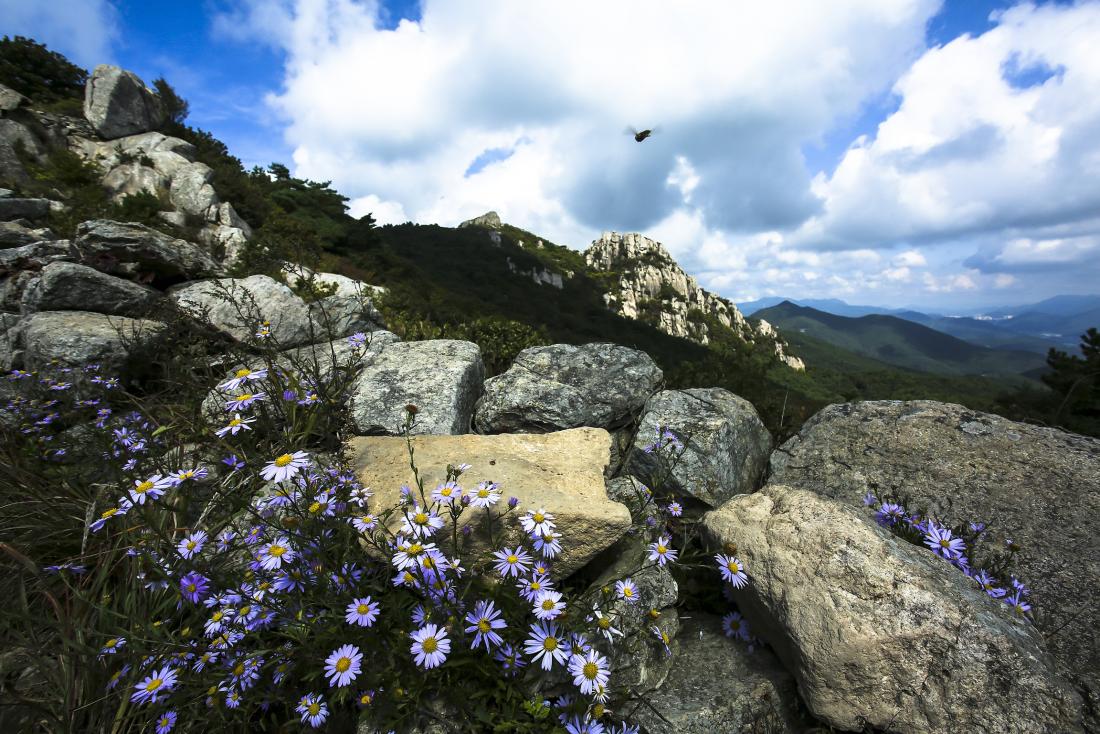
0,36,86,104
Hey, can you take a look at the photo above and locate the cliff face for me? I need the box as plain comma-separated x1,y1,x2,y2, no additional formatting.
584,231,805,370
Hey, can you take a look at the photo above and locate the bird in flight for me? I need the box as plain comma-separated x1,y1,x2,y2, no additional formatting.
627,126,656,142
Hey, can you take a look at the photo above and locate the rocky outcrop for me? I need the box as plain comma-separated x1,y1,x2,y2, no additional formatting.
83,65,164,140
584,231,804,370
458,210,502,229
20,261,159,316
0,83,27,113
626,388,772,507
702,485,1084,733
0,198,50,222
474,343,662,433
768,400,1100,726
630,615,806,734
72,220,222,282
21,310,166,371
0,220,55,248
348,339,485,435
347,428,630,577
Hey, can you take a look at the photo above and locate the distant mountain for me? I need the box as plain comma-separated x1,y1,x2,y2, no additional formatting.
738,297,914,318
889,311,1062,355
986,295,1100,319
754,302,1047,378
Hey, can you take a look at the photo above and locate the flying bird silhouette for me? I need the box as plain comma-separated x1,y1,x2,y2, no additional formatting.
626,126,656,142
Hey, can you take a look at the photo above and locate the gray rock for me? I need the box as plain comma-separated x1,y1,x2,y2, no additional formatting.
0,198,50,222
72,220,221,281
73,131,195,175
0,311,22,370
349,339,484,435
768,400,1100,727
168,161,218,217
103,162,168,201
157,211,188,229
625,388,772,507
309,293,386,337
0,220,56,248
0,189,11,197
0,239,72,273
197,224,248,262
474,343,662,433
0,83,27,112
0,119,43,160
83,65,164,140
21,262,159,316
22,310,166,371
458,210,501,229
701,485,1084,733
629,615,806,734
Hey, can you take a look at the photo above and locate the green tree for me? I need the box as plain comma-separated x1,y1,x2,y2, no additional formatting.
1042,328,1100,435
153,76,189,125
0,36,86,104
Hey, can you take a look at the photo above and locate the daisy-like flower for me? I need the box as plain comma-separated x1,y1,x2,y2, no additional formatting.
258,537,296,571
89,503,129,533
520,508,555,537
215,413,256,438
98,637,125,658
170,467,207,485
178,530,208,560
296,693,328,728
224,392,266,412
180,572,210,604
666,501,683,517
410,623,451,669
493,546,533,578
106,664,130,690
534,531,563,559
465,599,507,651
924,522,965,559
431,481,462,505
722,611,750,640
589,607,624,644
260,450,310,483
345,597,380,627
401,504,444,538
568,649,610,695
154,710,177,734
651,625,672,656
1006,591,1031,615
131,666,178,704
518,572,553,603
324,644,362,687
533,589,566,621
648,535,678,566
494,643,526,676
222,454,245,471
524,621,569,671
565,717,606,734
875,502,905,526
220,367,268,391
469,481,501,508
351,513,377,533
715,554,749,588
128,475,171,506
615,579,639,603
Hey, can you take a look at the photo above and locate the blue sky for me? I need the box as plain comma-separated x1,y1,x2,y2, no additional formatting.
5,0,1100,311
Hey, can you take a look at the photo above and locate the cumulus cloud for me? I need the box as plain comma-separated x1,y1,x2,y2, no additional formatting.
0,0,119,68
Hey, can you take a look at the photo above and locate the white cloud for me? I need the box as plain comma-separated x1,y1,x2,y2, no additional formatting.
0,0,119,68
894,249,927,267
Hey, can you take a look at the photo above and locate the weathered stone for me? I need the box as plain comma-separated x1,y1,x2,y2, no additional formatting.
212,202,252,235
458,210,501,229
310,293,386,337
0,119,42,160
73,131,196,175
103,162,168,201
157,211,188,229
0,198,50,222
22,310,166,370
72,220,221,281
768,399,1100,726
0,83,27,112
0,220,56,248
83,65,164,140
474,343,662,433
625,388,772,507
346,428,630,577
0,311,22,370
0,239,71,273
280,264,386,299
701,485,1084,733
197,223,249,261
168,161,218,217
21,262,159,316
630,615,806,734
349,339,484,435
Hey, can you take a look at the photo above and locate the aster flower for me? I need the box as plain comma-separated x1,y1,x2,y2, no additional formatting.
924,522,965,559
98,637,125,658
171,466,207,485
178,530,208,560
465,599,507,651
520,508,556,537
722,611,750,640
154,710,177,734
715,554,749,588
615,579,639,603
345,597,380,627
1006,591,1031,615
648,535,678,566
524,621,569,671
666,501,683,517
494,643,526,676
862,491,878,506
589,607,624,643
469,481,501,508
357,688,377,708
324,644,362,687
534,531,563,559
128,475,171,505
348,332,368,346
260,450,311,483
89,503,129,533
224,392,266,412
568,649,610,695
875,502,905,526
215,413,256,438
400,504,444,538
258,537,296,571
221,455,244,471
533,589,566,621
220,367,268,391
106,664,130,691
296,693,328,728
493,546,533,578
180,572,210,604
518,572,553,603
651,624,672,656
410,623,451,669
225,689,242,709
131,666,178,704
431,481,462,504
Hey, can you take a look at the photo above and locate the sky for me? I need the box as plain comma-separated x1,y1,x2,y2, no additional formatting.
5,0,1100,312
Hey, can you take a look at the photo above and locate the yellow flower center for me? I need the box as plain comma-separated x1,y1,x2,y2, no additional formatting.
186,583,196,593
422,637,438,653
134,480,154,494
308,501,322,514
106,638,118,647
228,418,242,427
233,662,245,675
657,544,667,554
160,717,170,727
441,487,452,496
239,605,251,616
542,637,558,651
623,587,634,597
212,611,224,622
360,693,373,705
541,599,556,611
179,471,194,479
507,554,518,564
186,540,197,550
268,545,286,557
414,512,429,524
335,657,351,672
145,678,163,692
235,368,251,378
598,617,610,629
583,662,599,680
408,543,423,555
236,393,253,402
478,620,491,633
402,572,415,584
533,512,544,523
530,581,541,592
357,603,371,615
274,454,293,468
727,561,740,573
308,702,320,715
101,508,118,519
477,489,489,498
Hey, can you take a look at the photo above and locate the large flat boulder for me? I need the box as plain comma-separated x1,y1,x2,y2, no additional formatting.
701,485,1084,733
83,65,164,140
768,400,1100,724
474,343,662,433
0,220,55,248
346,428,630,577
349,339,484,435
20,261,159,316
168,161,218,218
22,310,166,371
629,615,806,734
625,388,772,506
72,220,222,282
0,198,50,222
